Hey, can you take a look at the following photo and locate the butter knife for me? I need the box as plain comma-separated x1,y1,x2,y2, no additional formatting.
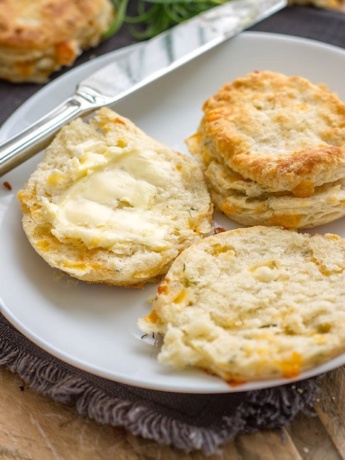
0,0,286,176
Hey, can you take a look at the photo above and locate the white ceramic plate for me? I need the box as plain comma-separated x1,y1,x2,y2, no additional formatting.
1,32,345,393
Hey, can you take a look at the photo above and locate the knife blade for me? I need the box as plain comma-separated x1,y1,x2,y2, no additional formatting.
0,0,286,177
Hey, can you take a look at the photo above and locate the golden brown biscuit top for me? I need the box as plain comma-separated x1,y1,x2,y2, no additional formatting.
200,71,345,193
0,0,111,48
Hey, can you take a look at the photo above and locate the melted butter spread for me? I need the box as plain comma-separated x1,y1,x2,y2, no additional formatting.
43,142,183,251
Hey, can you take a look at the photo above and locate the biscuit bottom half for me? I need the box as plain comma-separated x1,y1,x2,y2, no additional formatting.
139,226,345,383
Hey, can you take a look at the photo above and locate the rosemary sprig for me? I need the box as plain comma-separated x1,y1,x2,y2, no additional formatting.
106,0,227,40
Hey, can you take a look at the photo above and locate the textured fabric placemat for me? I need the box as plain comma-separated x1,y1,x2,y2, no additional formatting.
0,5,345,455
0,314,319,454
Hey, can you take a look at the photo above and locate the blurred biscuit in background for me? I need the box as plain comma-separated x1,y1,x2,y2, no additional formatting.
0,0,114,83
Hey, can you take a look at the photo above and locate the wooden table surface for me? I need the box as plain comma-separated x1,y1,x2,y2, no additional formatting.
0,364,344,459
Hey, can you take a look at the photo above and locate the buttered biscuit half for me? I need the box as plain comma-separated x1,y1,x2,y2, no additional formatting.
139,226,345,383
0,0,114,83
187,70,345,228
18,108,213,287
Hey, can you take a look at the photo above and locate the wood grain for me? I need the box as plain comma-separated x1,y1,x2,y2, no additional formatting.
1,365,345,459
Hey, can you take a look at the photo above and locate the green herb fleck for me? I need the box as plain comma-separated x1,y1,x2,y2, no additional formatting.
183,277,199,287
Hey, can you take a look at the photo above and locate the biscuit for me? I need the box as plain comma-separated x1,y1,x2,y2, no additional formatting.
0,0,114,83
18,107,213,287
138,226,345,383
204,158,345,228
187,71,345,228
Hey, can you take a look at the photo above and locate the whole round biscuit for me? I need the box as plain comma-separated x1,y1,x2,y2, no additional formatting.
139,226,345,382
189,71,345,194
0,0,114,82
17,108,213,287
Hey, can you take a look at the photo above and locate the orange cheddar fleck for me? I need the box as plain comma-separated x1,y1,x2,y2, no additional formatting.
55,41,76,65
279,351,303,379
268,214,302,228
113,117,126,125
15,61,34,78
158,282,169,295
145,309,159,324
292,180,315,198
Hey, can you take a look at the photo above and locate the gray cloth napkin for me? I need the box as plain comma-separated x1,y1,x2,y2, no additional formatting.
0,5,344,455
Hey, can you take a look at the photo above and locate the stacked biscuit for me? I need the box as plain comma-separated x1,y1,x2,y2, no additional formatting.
187,71,345,229
0,0,114,83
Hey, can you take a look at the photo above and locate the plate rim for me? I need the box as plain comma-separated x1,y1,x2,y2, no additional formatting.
1,31,345,394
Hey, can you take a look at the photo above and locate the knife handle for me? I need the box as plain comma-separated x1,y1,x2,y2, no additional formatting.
0,94,94,177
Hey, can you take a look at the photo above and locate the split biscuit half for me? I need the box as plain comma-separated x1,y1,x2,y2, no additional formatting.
139,226,345,383
18,108,213,287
